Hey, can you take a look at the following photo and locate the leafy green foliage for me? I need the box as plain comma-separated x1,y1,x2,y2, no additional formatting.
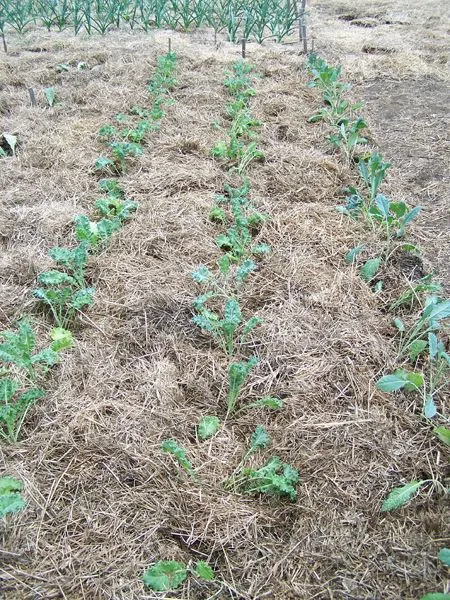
376,369,424,393
250,425,270,452
1,133,18,157
161,439,192,473
198,415,220,440
192,293,261,356
0,319,62,379
0,476,26,518
227,356,258,414
438,548,450,567
420,594,450,600
369,195,422,240
237,456,299,500
381,480,427,512
358,151,391,202
143,560,187,591
44,86,56,107
360,257,381,282
0,380,44,442
194,560,215,581
433,427,450,447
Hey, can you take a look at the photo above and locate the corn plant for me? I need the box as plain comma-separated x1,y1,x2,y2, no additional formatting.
0,476,26,517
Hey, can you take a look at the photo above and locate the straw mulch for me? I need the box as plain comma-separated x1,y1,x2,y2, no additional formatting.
0,11,448,600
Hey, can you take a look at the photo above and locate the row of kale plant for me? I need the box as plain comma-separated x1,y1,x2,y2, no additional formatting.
0,51,178,518
144,60,301,594
306,53,449,595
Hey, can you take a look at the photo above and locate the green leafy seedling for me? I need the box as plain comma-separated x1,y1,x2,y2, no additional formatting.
381,480,429,512
143,560,187,591
227,356,258,414
0,319,60,380
161,439,193,474
438,548,450,567
433,427,450,447
44,87,56,107
198,415,220,440
0,379,45,442
194,560,215,581
2,133,18,157
237,456,299,500
0,476,26,518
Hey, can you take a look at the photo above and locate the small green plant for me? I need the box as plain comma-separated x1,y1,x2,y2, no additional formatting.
359,151,392,204
95,196,137,221
0,379,44,442
0,319,71,380
236,395,284,414
143,558,215,592
327,118,368,161
395,296,450,360
0,476,26,517
198,415,220,440
1,133,18,157
44,86,56,107
161,439,193,474
233,456,299,500
227,356,258,414
433,427,450,447
390,274,441,312
381,479,431,512
74,214,121,249
143,560,187,592
34,272,94,328
377,332,449,419
226,425,270,489
368,195,422,243
192,292,261,356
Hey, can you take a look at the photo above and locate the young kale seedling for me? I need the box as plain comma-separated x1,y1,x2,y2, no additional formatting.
0,476,27,517
227,356,258,414
0,379,44,442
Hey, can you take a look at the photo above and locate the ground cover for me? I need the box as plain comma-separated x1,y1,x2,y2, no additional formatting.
0,2,449,598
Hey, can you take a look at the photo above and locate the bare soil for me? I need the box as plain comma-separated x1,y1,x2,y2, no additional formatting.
0,1,449,599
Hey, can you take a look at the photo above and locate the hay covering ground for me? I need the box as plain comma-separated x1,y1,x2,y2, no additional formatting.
0,2,449,598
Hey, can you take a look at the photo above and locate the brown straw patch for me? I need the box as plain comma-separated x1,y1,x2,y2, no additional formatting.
0,9,448,599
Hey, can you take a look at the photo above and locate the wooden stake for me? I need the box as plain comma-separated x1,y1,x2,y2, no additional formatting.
298,0,307,46
28,88,37,107
241,37,246,59
168,37,171,53
1,32,7,54
301,24,307,53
